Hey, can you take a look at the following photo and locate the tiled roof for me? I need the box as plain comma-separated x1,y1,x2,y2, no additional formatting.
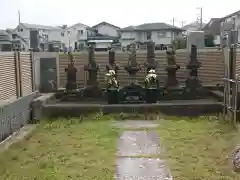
121,23,183,31
21,23,62,30
202,18,222,35
92,21,120,29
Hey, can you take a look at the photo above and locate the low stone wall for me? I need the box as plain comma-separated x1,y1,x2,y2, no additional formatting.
42,101,222,118
0,92,38,142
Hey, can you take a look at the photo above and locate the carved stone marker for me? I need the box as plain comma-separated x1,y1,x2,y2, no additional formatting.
106,47,119,77
185,44,201,92
145,40,157,72
124,42,140,84
65,52,77,90
164,47,180,89
84,45,99,86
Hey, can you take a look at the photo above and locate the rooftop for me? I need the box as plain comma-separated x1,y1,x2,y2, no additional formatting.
121,23,183,32
182,21,206,30
202,18,222,35
20,23,62,30
92,21,121,29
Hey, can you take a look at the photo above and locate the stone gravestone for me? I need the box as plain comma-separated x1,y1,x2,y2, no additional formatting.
83,45,101,98
164,47,180,89
124,42,140,84
185,44,201,93
65,52,77,90
84,45,99,86
145,40,157,72
106,47,119,77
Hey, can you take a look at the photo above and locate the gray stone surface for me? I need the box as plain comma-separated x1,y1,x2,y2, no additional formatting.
117,131,161,156
116,157,172,180
113,120,160,129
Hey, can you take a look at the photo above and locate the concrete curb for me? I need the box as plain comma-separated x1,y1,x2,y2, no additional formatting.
0,124,38,152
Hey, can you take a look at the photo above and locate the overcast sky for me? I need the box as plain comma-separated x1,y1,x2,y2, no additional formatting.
0,0,239,29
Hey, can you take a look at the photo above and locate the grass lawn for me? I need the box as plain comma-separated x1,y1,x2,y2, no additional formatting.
0,117,120,180
158,117,240,180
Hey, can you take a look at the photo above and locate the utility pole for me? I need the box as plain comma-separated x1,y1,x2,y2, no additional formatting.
172,18,175,26
18,10,21,25
200,7,203,29
181,21,186,28
197,7,203,29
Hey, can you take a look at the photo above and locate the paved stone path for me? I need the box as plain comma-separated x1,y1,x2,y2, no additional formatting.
115,120,173,180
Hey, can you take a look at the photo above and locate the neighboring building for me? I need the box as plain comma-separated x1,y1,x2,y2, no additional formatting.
202,18,222,45
0,30,12,51
5,29,29,50
92,21,121,38
0,29,29,51
220,10,240,46
182,21,206,35
62,22,97,50
14,23,63,50
62,22,118,51
120,23,184,48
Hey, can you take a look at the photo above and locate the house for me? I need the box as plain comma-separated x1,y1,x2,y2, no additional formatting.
5,29,29,50
202,18,222,45
119,23,184,48
62,22,97,51
14,23,63,50
92,21,121,38
0,29,29,51
0,30,12,51
62,22,117,51
220,10,240,45
182,21,206,35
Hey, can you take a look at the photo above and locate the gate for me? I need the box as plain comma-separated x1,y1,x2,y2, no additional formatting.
40,57,57,93
222,30,239,124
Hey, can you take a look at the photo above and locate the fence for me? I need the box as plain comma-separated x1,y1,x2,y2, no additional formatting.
0,52,36,142
57,48,226,88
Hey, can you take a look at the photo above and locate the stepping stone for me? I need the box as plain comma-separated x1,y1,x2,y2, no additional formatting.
117,131,161,156
113,120,160,129
116,157,173,180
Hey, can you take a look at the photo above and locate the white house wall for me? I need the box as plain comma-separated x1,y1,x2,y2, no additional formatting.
48,30,62,42
121,30,177,46
121,32,137,40
62,24,89,48
96,24,119,37
15,24,30,44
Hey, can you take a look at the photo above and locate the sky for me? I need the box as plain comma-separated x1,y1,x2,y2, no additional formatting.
0,0,239,29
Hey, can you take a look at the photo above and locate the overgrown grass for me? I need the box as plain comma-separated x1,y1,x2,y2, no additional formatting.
158,117,240,180
0,117,120,180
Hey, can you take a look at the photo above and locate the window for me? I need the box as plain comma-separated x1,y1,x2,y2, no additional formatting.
78,30,84,35
12,34,17,39
147,31,152,40
61,32,64,37
18,28,23,32
157,32,166,37
67,31,71,36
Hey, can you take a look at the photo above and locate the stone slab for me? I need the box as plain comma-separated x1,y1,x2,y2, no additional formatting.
116,157,172,180
117,131,161,156
113,120,160,129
